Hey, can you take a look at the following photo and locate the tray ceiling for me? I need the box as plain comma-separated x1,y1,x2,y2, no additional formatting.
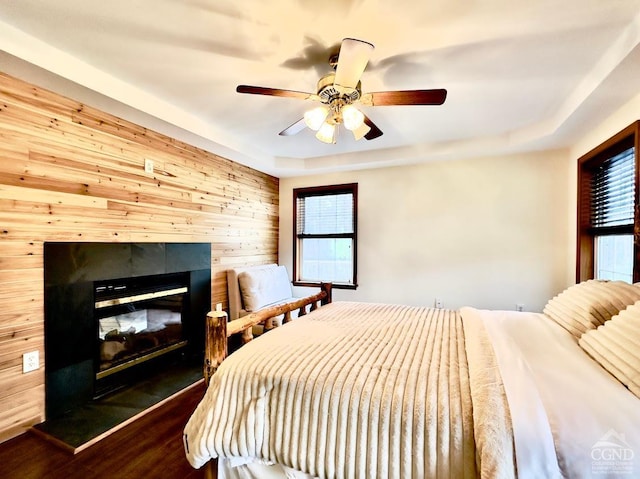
1,0,639,176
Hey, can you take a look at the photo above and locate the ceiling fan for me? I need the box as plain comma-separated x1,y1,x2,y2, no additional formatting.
236,38,447,144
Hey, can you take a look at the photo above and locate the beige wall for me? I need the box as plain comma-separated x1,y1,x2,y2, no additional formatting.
279,92,640,308
280,150,574,312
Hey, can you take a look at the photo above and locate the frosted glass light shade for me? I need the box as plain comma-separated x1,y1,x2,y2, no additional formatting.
316,122,336,143
352,121,371,141
342,105,365,131
304,106,329,131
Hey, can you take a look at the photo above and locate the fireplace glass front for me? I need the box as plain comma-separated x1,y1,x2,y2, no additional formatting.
94,273,189,396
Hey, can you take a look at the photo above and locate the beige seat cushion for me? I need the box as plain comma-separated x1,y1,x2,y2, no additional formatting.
238,264,294,312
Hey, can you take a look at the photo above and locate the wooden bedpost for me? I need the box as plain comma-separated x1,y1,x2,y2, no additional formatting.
199,284,332,479
204,310,228,386
203,311,227,479
321,282,332,305
204,460,217,479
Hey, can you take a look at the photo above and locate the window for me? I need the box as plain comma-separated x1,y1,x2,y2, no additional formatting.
577,121,639,283
293,183,357,289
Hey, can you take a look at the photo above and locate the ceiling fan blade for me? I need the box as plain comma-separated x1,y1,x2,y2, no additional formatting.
361,89,447,106
333,38,374,89
279,118,307,136
363,114,383,140
236,85,316,100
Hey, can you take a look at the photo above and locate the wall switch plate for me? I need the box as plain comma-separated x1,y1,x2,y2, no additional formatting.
23,350,39,373
144,158,154,173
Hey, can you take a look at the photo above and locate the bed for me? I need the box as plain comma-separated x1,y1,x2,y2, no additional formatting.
183,280,640,478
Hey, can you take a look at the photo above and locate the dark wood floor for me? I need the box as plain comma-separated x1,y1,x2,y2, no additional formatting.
0,382,211,479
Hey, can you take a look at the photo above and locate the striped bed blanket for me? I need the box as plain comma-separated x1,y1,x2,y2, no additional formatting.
184,301,515,478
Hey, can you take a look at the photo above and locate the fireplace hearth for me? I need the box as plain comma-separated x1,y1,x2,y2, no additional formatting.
44,242,211,419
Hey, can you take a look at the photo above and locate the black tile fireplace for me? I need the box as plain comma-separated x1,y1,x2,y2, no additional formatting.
44,242,211,419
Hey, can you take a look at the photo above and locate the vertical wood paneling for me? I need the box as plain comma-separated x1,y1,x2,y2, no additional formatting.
0,72,279,442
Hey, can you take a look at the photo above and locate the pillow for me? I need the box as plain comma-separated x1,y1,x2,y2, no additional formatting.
579,301,640,398
238,265,293,312
543,280,640,338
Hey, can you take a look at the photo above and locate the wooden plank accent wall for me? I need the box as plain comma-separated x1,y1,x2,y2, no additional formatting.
0,72,279,443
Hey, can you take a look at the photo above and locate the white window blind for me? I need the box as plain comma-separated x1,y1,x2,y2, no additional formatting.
591,147,635,227
297,193,354,236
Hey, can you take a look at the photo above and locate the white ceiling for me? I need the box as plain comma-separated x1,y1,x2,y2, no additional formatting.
1,0,640,177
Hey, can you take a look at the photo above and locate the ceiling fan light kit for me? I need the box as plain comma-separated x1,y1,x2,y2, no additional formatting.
351,121,372,141
342,104,365,131
236,38,447,144
303,106,329,131
305,98,371,142
316,121,337,144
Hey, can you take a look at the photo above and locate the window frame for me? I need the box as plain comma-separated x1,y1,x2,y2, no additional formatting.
576,121,640,282
292,183,358,289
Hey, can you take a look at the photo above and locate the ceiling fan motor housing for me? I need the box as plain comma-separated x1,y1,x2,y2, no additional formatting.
317,73,361,104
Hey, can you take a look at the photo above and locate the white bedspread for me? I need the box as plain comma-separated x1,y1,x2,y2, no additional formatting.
462,307,640,479
185,303,640,478
184,302,478,478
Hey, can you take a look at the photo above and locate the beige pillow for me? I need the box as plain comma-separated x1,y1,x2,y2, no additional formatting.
543,280,640,338
579,301,640,398
238,265,293,312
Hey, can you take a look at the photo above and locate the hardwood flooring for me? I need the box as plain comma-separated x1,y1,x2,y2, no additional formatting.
0,381,211,479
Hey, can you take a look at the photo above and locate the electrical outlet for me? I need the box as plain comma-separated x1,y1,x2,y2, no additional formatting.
516,304,525,312
23,350,39,373
434,298,443,309
144,158,154,173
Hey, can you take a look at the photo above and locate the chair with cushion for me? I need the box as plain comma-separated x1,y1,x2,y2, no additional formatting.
227,264,300,334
